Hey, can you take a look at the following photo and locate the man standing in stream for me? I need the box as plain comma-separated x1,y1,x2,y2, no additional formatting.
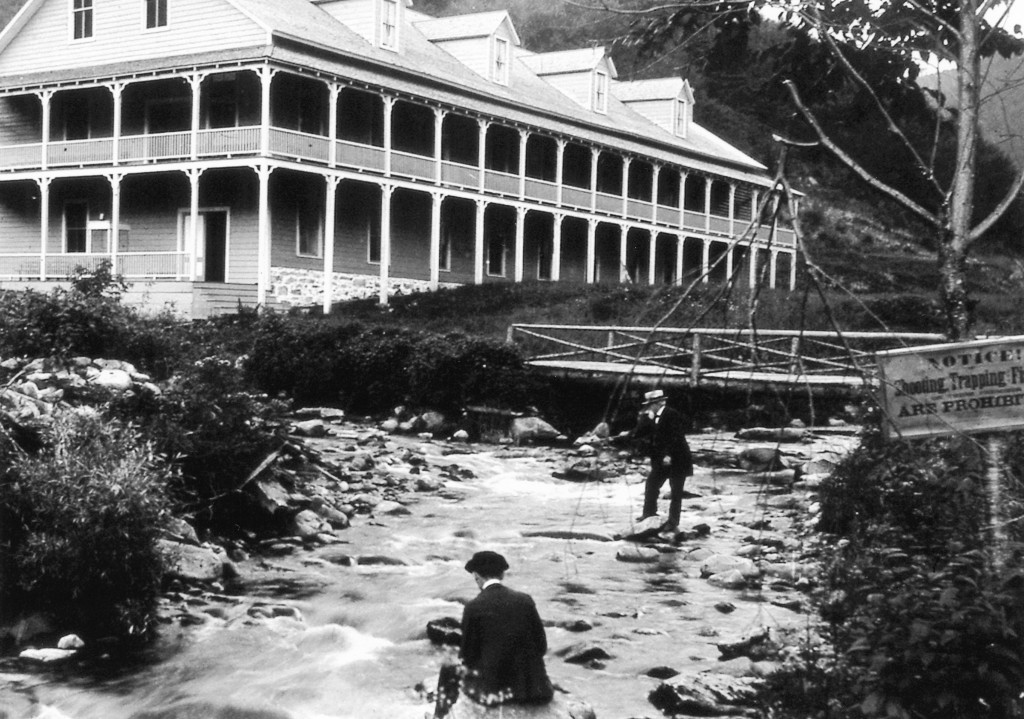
631,388,694,531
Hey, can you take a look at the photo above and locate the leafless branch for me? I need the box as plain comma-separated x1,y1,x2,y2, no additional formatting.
781,80,940,225
970,164,1024,241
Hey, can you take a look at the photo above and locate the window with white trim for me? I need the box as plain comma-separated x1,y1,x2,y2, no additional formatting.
380,0,399,50
486,234,506,277
492,37,510,85
72,0,93,40
674,98,689,137
65,201,89,252
145,0,168,29
592,70,608,114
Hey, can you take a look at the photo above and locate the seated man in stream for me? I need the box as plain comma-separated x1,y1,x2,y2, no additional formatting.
434,551,554,718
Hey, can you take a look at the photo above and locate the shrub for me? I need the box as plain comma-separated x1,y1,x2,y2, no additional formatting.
763,430,1024,719
108,356,291,531
0,410,171,642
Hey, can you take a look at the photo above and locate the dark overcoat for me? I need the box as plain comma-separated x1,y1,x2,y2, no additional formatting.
460,583,554,706
632,405,694,475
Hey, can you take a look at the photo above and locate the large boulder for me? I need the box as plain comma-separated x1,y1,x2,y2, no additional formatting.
511,416,561,445
158,540,227,583
649,671,761,717
736,447,786,472
447,695,594,719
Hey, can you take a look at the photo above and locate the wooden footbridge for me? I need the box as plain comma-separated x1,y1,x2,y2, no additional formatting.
507,324,947,396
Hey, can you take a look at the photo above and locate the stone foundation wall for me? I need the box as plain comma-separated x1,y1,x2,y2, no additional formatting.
271,267,459,307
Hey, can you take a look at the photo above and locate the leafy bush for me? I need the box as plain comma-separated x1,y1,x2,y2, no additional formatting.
763,430,1024,719
108,356,291,531
0,410,171,641
245,314,532,415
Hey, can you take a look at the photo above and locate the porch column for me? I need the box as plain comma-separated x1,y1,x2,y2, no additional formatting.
514,206,525,282
189,73,203,161
328,83,341,168
429,190,442,289
648,231,657,285
704,178,712,232
748,246,758,288
621,157,631,217
38,90,53,170
259,66,276,157
551,213,563,282
110,82,125,165
37,177,51,280
256,164,273,307
322,175,340,314
379,183,393,304
726,246,734,284
789,250,797,290
518,129,528,199
651,165,661,225
678,171,687,228
383,95,395,177
769,249,778,290
589,148,599,212
701,239,710,284
675,236,684,285
752,189,760,224
434,108,446,184
585,219,596,284
477,119,488,192
474,199,486,284
728,183,736,237
187,168,202,280
108,173,122,273
555,139,566,206
619,225,628,283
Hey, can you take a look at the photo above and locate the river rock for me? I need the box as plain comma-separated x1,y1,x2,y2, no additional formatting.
616,546,661,563
159,540,226,582
552,459,609,482
699,554,760,579
735,427,807,442
292,419,328,437
556,641,613,666
57,633,85,650
762,562,817,582
375,500,411,515
91,368,133,391
511,416,561,444
648,671,760,717
315,504,351,530
19,648,77,664
521,528,614,542
426,617,462,646
162,516,201,546
290,509,329,540
736,447,786,472
706,569,750,589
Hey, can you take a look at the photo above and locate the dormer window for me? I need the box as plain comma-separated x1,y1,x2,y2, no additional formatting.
593,70,608,113
72,0,93,40
145,0,168,29
380,0,399,50
492,37,510,85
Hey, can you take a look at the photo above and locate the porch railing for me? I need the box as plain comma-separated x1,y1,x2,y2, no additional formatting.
0,252,190,280
120,131,192,162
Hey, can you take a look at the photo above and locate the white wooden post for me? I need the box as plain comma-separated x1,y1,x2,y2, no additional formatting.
429,191,442,289
256,165,272,307
322,175,339,314
378,184,393,304
38,177,50,280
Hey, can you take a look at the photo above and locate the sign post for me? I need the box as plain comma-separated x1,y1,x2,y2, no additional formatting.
875,336,1024,567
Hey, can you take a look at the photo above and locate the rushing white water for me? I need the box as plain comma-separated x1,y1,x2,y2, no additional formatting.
1,433,856,719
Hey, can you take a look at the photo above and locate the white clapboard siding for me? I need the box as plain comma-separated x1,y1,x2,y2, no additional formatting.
536,72,590,110
622,99,674,135
433,37,491,80
319,0,376,45
0,0,268,77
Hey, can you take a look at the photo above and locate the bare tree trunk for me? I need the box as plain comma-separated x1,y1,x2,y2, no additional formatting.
942,0,982,341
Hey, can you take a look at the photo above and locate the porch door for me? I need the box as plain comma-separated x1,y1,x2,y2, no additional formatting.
195,210,228,282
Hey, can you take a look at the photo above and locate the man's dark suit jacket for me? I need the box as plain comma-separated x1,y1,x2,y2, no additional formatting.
460,583,554,706
632,405,694,475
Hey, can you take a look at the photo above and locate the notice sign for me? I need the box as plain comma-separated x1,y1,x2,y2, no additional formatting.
875,336,1024,439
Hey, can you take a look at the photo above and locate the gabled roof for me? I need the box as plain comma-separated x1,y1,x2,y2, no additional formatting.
0,0,767,178
518,46,616,78
613,77,693,103
414,10,521,46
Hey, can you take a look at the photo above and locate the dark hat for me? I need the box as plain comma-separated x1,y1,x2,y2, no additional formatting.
465,550,509,576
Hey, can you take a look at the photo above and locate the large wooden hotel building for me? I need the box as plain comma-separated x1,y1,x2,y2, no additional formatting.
0,0,796,317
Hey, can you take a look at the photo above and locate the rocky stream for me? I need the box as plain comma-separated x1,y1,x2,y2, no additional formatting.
0,400,860,719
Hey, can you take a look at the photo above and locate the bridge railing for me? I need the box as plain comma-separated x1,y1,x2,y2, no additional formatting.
507,324,947,386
